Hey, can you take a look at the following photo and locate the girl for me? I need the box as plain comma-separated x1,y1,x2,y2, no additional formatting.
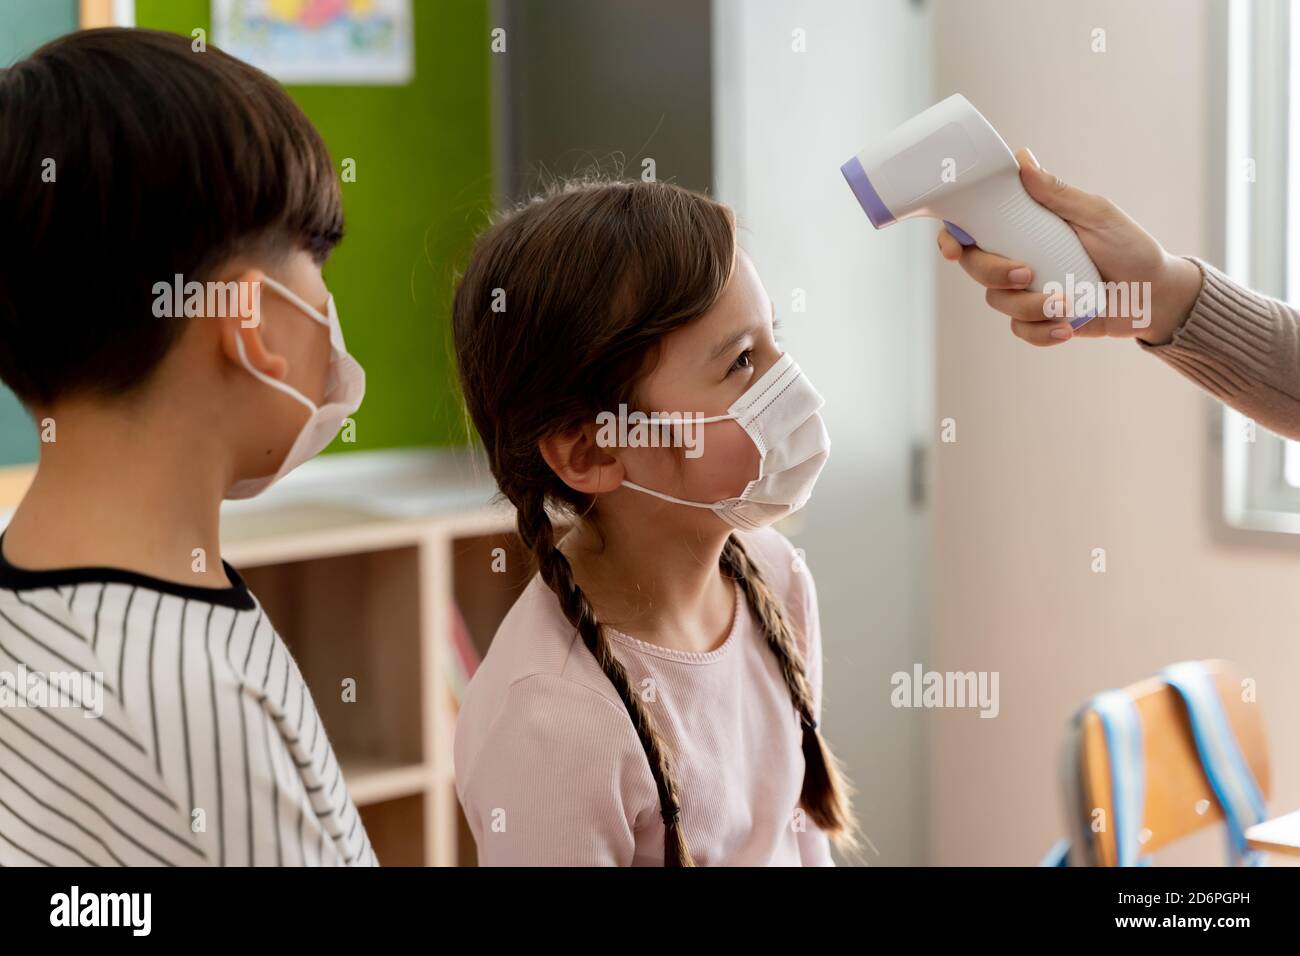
451,179,860,866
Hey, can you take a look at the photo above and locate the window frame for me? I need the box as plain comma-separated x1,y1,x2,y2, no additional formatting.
1219,0,1300,535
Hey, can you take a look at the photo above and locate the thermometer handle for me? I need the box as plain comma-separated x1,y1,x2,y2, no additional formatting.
942,172,1102,329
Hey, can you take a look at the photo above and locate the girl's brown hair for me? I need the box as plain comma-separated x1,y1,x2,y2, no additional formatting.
451,178,860,865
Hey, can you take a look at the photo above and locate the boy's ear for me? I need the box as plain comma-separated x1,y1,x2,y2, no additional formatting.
539,425,624,495
217,268,288,381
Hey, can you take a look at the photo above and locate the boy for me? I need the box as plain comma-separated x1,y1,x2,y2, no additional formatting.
0,28,376,865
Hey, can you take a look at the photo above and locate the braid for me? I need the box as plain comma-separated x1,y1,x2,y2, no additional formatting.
721,535,863,857
513,489,695,866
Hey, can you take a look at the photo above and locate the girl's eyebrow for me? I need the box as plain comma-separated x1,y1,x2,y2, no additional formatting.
709,323,760,361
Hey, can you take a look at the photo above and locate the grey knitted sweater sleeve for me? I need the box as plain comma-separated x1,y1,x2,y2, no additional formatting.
1136,256,1300,440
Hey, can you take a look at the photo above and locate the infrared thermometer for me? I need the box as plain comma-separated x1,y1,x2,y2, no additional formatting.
841,94,1102,328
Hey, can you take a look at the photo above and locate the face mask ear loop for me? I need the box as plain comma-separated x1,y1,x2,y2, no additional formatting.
258,275,331,327
620,479,723,511
617,410,745,507
233,329,319,415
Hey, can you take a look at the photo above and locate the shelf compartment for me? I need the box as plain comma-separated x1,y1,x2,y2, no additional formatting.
240,546,424,774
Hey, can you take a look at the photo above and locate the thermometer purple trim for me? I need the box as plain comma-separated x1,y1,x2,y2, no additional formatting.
943,221,977,246
839,156,895,229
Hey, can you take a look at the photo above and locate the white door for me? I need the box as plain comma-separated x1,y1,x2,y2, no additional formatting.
712,0,935,865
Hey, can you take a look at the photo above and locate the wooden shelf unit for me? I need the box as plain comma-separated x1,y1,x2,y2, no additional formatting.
222,501,530,866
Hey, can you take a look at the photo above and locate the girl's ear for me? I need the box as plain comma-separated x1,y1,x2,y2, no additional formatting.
539,425,624,495
217,269,289,381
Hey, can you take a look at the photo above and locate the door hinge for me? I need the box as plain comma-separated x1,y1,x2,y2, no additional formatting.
909,441,927,509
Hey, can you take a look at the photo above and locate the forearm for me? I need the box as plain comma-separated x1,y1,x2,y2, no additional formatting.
1136,256,1300,441
1136,254,1204,347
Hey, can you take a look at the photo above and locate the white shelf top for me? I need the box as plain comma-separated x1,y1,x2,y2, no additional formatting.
219,447,517,564
222,446,500,518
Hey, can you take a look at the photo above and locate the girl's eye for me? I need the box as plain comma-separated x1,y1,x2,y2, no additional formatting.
729,349,754,374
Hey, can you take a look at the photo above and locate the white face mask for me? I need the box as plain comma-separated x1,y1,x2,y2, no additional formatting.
225,275,366,500
620,351,830,531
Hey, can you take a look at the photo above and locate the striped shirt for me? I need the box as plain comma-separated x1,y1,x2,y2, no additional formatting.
0,539,378,866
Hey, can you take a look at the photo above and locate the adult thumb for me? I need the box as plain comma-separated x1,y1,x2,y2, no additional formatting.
1017,147,1113,227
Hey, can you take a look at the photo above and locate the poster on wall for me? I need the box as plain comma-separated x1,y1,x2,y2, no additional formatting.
212,0,414,85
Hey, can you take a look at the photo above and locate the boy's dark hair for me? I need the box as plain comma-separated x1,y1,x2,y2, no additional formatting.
0,27,343,407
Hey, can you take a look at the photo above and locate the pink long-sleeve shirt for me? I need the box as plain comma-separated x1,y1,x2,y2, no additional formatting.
453,525,835,866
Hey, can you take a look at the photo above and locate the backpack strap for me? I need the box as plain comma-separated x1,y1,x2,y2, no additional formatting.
1044,690,1145,866
1160,661,1267,866
1090,688,1148,866
1039,838,1071,867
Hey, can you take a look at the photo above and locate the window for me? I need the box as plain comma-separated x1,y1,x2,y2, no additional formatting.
1221,0,1300,534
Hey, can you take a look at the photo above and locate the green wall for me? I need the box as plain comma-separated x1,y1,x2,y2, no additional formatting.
138,0,489,452
0,0,488,462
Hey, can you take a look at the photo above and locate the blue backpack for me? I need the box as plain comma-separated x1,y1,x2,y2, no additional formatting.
1042,661,1267,867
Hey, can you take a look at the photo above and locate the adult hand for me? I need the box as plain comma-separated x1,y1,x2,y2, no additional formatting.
936,147,1203,347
